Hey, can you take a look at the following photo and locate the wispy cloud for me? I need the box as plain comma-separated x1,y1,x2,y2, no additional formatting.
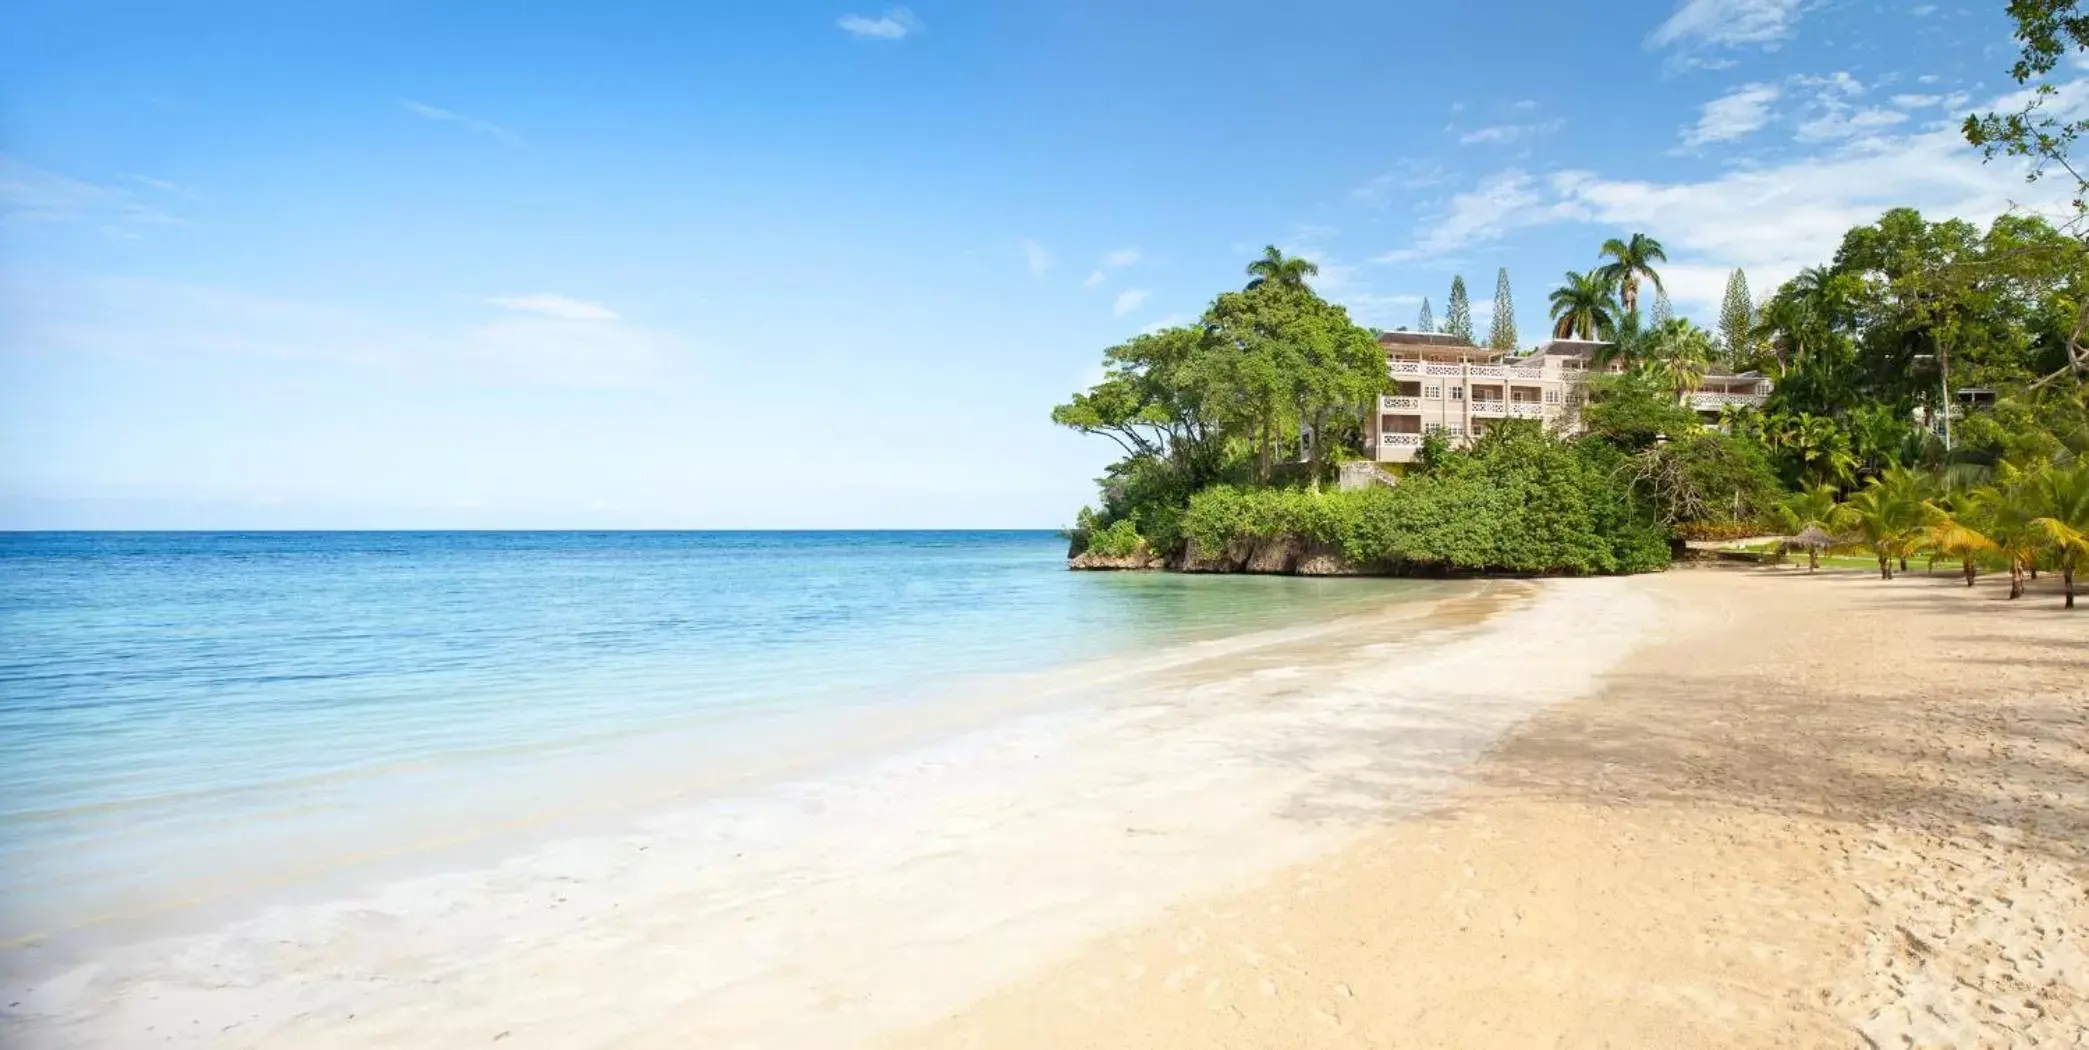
1457,119,1565,145
837,7,922,39
1140,312,1195,335
400,99,520,144
1647,0,1809,50
1022,238,1051,278
486,293,621,322
9,275,682,387
1351,159,1451,208
1101,247,1141,268
1112,289,1150,317
1371,170,1571,264
0,157,183,236
1681,82,1781,145
1082,271,1106,289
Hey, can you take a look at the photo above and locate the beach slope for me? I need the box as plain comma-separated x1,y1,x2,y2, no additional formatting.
891,568,2089,1048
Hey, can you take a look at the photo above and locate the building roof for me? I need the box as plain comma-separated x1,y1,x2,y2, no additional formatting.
1378,330,1475,349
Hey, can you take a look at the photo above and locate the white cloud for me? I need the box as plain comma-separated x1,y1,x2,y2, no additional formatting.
1916,74,1943,84
1082,270,1105,289
1513,99,1538,110
1101,247,1141,268
1458,119,1566,145
1911,4,1936,14
1682,82,1781,145
486,293,621,322
1139,312,1195,334
1890,93,1945,107
1375,81,2085,312
1647,0,1808,49
1372,170,1576,263
0,157,181,233
837,7,922,39
1021,238,1051,278
1112,289,1150,316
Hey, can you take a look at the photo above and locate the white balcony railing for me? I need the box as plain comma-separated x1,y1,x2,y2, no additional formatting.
1388,360,1424,375
1379,395,1422,411
1424,363,1463,376
1508,403,1547,418
1688,392,1768,410
1469,399,1506,415
1380,433,1423,447
1466,365,1506,379
1506,366,1548,380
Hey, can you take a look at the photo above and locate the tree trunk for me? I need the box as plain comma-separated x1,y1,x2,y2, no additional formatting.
1808,548,1819,574
2010,558,2025,599
2067,564,2077,610
1898,555,1908,572
1963,557,1976,587
1878,554,1892,580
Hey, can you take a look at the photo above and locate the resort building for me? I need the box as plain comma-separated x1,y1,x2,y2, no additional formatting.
1366,330,1773,464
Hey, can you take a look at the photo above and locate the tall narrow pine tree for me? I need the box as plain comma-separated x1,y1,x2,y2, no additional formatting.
1719,269,1753,362
1445,276,1473,344
1416,297,1434,332
1487,268,1517,351
1651,286,1673,326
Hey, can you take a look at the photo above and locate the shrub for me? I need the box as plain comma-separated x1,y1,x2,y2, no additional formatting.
1177,429,1671,575
1084,517,1144,557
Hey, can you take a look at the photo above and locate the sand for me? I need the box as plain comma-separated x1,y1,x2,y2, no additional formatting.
891,568,2089,1049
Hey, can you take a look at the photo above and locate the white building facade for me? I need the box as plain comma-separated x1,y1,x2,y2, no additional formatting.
1365,331,1772,464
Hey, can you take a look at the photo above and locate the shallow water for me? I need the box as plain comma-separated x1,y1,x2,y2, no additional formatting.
0,531,1443,960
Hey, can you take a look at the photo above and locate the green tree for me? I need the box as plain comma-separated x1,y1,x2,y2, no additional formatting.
1650,286,1673,327
2026,458,2089,607
1596,233,1668,315
1416,297,1435,333
1963,0,2088,215
1444,275,1474,343
1489,267,1519,351
1834,466,1930,578
1641,318,1715,398
1719,268,1754,362
1774,484,1842,572
1549,270,1620,340
1243,245,1319,291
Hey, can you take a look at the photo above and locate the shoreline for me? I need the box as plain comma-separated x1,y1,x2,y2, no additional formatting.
5,574,1660,1049
890,566,2089,1048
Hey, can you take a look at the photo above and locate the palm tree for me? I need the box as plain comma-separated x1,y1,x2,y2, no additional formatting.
2026,459,2089,608
1918,503,1997,587
1971,467,2045,599
1643,318,1713,398
1834,467,1928,579
1243,245,1318,291
1595,233,1667,315
1548,270,1619,340
1771,412,1860,489
1775,484,1841,573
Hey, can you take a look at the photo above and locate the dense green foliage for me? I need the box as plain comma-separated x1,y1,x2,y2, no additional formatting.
1178,426,1669,575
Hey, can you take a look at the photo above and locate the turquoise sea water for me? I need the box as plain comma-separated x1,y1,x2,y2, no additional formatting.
0,531,1433,959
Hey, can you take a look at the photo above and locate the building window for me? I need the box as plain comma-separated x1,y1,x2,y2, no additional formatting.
1423,385,1441,399
1424,422,1444,435
1544,389,1561,404
1450,386,1464,400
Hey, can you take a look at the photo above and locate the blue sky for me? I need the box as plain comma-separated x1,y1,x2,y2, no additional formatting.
2,0,2082,528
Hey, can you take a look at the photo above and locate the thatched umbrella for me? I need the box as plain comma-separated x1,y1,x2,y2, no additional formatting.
1782,524,1835,574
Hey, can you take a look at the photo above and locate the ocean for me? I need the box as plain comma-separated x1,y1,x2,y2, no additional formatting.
0,530,1437,966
